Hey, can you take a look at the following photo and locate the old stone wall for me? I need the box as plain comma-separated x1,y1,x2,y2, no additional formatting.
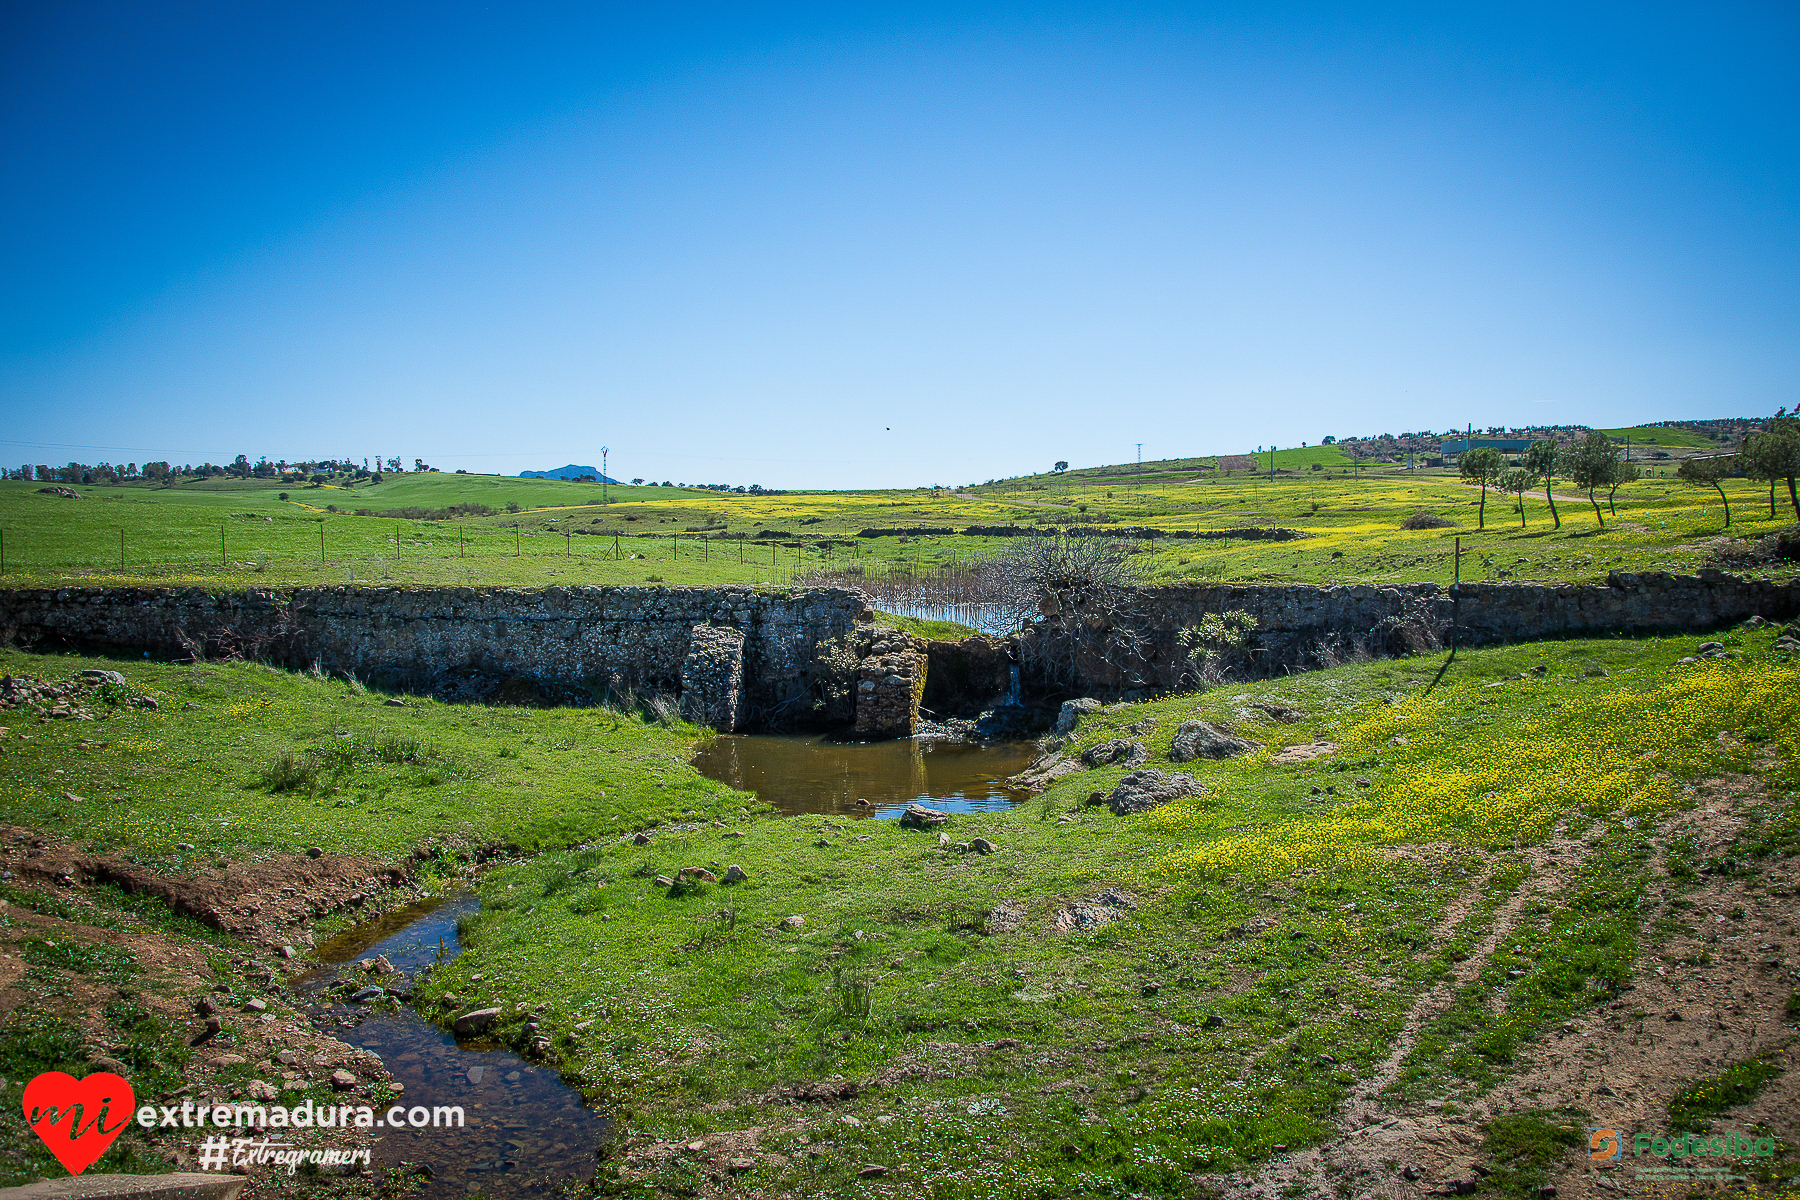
852,627,928,739
679,624,748,732
0,585,868,724
1025,569,1800,693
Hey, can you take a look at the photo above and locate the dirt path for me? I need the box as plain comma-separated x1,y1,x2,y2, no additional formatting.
953,491,1076,510
1206,781,1799,1200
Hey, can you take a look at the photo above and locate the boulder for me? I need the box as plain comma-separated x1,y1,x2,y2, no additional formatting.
900,803,948,828
329,1069,358,1090
1052,698,1103,737
724,864,749,883
633,831,652,845
1080,739,1149,768
678,867,718,883
780,915,806,930
453,1007,502,1036
1004,752,1082,793
78,670,127,687
970,838,996,855
246,1079,280,1101
1169,720,1257,762
1106,769,1203,815
1270,741,1338,765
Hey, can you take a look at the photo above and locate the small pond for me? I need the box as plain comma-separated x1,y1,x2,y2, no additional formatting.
299,894,605,1198
691,733,1038,817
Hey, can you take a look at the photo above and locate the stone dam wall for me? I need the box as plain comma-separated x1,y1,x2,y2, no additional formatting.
0,585,881,731
1026,570,1800,693
2,571,1793,726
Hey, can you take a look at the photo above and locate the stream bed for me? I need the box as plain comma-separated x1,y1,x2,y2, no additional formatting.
691,733,1038,816
299,893,606,1197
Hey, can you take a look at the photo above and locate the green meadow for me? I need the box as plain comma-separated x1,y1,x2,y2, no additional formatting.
2,628,1796,1194
1,453,1792,593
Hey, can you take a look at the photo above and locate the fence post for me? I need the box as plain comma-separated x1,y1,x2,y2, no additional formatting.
614,535,620,560
460,525,465,558
566,530,571,557
516,526,521,557
320,520,325,562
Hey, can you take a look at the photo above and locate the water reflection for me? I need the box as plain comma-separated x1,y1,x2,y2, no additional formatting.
691,733,1037,817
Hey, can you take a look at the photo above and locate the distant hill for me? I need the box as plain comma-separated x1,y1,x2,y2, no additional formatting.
519,465,620,482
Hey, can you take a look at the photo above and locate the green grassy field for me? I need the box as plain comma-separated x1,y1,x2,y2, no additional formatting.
2,631,1796,1195
3,461,1794,593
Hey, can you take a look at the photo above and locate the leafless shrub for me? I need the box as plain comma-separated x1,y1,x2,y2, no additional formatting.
1400,511,1455,530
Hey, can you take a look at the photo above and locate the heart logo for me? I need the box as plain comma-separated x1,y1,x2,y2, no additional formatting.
22,1071,136,1176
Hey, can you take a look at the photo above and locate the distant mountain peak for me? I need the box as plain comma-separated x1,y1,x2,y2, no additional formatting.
519,464,619,483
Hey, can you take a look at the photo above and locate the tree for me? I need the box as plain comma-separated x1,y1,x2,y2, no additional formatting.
1053,461,1069,473
1741,410,1800,521
1523,439,1563,530
1605,459,1640,514
631,477,645,485
1458,447,1506,529
1567,432,1622,527
1499,467,1537,527
1676,455,1737,528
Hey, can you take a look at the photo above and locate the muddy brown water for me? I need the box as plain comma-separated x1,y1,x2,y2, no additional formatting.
691,733,1038,816
299,894,605,1197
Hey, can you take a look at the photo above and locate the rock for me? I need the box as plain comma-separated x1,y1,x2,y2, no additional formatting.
653,875,675,887
195,997,218,1017
243,998,267,1012
329,1069,358,1090
633,832,652,845
728,1156,756,1172
1271,741,1338,764
1005,751,1083,792
1052,698,1103,737
1052,889,1138,932
937,833,950,846
454,1007,502,1035
1080,739,1148,768
277,945,295,959
79,670,127,687
1140,982,1160,996
780,915,806,930
1106,769,1203,815
246,1079,280,1101
350,986,385,1003
89,1055,130,1075
1201,1014,1224,1028
176,842,195,850
1401,1165,1423,1181
1697,641,1724,654
369,954,395,975
724,864,749,883
305,847,323,859
857,1165,890,1178
900,803,948,828
970,838,996,855
1169,720,1257,762
1246,701,1305,723
678,867,718,883
276,1049,298,1065
384,697,406,707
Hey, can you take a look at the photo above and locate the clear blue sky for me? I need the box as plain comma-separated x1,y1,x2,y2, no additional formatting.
2,2,1795,488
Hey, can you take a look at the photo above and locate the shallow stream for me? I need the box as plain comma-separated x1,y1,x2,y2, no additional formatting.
299,894,606,1197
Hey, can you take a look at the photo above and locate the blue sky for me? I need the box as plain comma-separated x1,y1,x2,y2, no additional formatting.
2,1,1795,488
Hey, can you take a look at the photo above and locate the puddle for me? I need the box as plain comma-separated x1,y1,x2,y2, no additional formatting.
692,733,1037,817
299,893,605,1197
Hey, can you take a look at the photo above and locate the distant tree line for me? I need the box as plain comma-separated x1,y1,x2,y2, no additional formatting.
6,454,441,486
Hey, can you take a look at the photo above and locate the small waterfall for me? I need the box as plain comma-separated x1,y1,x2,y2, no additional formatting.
1005,663,1021,707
